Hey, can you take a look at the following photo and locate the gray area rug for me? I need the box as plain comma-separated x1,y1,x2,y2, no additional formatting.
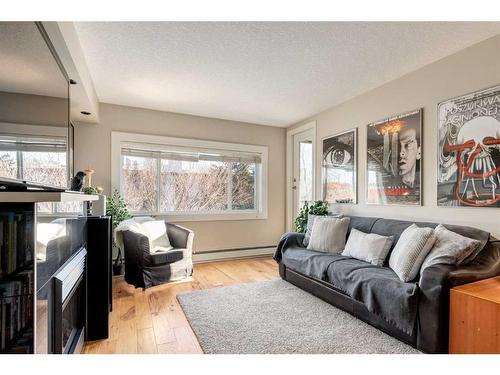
177,279,421,354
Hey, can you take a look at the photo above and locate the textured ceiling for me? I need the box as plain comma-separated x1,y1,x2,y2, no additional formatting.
74,22,500,127
0,22,68,98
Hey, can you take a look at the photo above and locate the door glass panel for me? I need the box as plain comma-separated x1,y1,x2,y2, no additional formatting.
298,141,313,211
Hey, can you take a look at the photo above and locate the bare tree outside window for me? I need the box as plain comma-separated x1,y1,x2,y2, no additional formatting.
23,151,67,213
0,151,17,179
231,162,255,210
160,159,228,212
121,150,258,214
22,152,67,187
123,155,158,212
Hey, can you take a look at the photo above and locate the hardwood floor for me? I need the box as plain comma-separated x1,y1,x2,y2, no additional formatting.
83,257,279,354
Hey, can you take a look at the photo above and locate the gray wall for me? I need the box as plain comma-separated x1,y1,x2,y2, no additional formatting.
290,34,500,239
74,103,286,252
0,91,68,127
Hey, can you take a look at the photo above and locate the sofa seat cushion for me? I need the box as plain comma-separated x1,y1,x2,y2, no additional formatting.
149,248,185,266
282,248,348,280
326,257,419,335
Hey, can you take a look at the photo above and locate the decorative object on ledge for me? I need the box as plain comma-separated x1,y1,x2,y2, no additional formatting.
84,168,95,188
322,128,357,204
70,171,86,192
294,200,329,233
366,109,423,206
437,84,500,208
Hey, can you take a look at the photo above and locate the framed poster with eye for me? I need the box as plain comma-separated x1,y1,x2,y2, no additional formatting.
437,85,500,207
366,109,422,205
322,128,357,204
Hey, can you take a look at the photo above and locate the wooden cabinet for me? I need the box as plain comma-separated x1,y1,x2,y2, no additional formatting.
449,276,500,353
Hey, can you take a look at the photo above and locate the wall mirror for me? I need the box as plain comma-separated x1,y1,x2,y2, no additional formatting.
0,21,71,189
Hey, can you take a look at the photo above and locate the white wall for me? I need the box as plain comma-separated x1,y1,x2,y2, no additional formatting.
290,34,500,239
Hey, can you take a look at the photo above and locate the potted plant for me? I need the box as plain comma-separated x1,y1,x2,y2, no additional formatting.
294,200,329,233
106,189,131,275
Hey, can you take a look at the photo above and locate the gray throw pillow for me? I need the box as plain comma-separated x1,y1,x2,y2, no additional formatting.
421,224,481,270
302,213,343,247
307,216,350,253
342,228,393,266
389,224,436,282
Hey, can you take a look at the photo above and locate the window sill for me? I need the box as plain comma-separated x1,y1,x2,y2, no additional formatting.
132,211,268,222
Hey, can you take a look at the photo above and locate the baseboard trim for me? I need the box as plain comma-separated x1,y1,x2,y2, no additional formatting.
193,246,275,263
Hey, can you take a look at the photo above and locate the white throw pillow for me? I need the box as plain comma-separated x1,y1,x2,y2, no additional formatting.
342,228,393,266
307,216,350,254
389,224,436,282
421,224,481,270
140,220,173,253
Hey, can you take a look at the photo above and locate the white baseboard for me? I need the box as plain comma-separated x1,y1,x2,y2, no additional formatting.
193,246,275,263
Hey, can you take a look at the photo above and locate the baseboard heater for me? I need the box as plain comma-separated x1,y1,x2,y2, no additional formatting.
193,245,276,263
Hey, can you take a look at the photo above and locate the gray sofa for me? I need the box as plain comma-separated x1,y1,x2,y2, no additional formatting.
121,222,194,289
274,215,500,353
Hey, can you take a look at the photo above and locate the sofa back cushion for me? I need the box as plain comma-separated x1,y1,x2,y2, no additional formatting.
347,216,379,237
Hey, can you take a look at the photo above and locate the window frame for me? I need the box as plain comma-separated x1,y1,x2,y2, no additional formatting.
111,131,268,221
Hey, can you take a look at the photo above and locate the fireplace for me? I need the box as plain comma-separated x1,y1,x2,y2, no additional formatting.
52,248,86,354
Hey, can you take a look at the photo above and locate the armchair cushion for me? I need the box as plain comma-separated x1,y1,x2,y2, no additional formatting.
150,249,185,266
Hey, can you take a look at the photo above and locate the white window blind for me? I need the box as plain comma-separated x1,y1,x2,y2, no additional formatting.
0,134,66,153
121,143,262,164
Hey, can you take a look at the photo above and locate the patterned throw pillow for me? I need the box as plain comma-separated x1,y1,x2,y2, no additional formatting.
307,216,350,254
389,224,436,282
421,224,481,270
302,213,343,247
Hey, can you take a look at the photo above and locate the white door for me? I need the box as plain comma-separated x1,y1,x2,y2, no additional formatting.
292,128,314,223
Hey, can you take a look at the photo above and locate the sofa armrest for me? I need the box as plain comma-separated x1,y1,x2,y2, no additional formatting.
416,240,500,353
273,232,305,262
166,222,194,251
446,240,500,286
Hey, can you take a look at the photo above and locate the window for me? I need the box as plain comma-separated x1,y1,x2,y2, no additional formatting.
0,134,67,186
0,133,80,214
112,132,268,221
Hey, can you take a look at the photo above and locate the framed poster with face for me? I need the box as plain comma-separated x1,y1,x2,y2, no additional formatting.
366,109,423,205
322,128,357,204
437,85,500,207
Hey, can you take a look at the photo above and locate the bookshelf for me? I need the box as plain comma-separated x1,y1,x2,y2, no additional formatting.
0,203,35,354
0,191,101,354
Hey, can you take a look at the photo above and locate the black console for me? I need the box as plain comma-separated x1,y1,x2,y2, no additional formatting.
86,216,112,341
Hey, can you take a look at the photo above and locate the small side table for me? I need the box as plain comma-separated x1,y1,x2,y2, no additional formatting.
449,276,500,353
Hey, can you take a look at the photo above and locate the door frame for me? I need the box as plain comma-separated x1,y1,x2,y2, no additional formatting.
286,121,317,231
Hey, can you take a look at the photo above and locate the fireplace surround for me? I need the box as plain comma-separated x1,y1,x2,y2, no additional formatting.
53,248,86,354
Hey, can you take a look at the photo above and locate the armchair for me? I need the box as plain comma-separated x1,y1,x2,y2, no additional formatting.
121,222,194,289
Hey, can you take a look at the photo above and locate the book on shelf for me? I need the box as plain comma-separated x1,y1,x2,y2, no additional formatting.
0,211,32,278
0,271,34,352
